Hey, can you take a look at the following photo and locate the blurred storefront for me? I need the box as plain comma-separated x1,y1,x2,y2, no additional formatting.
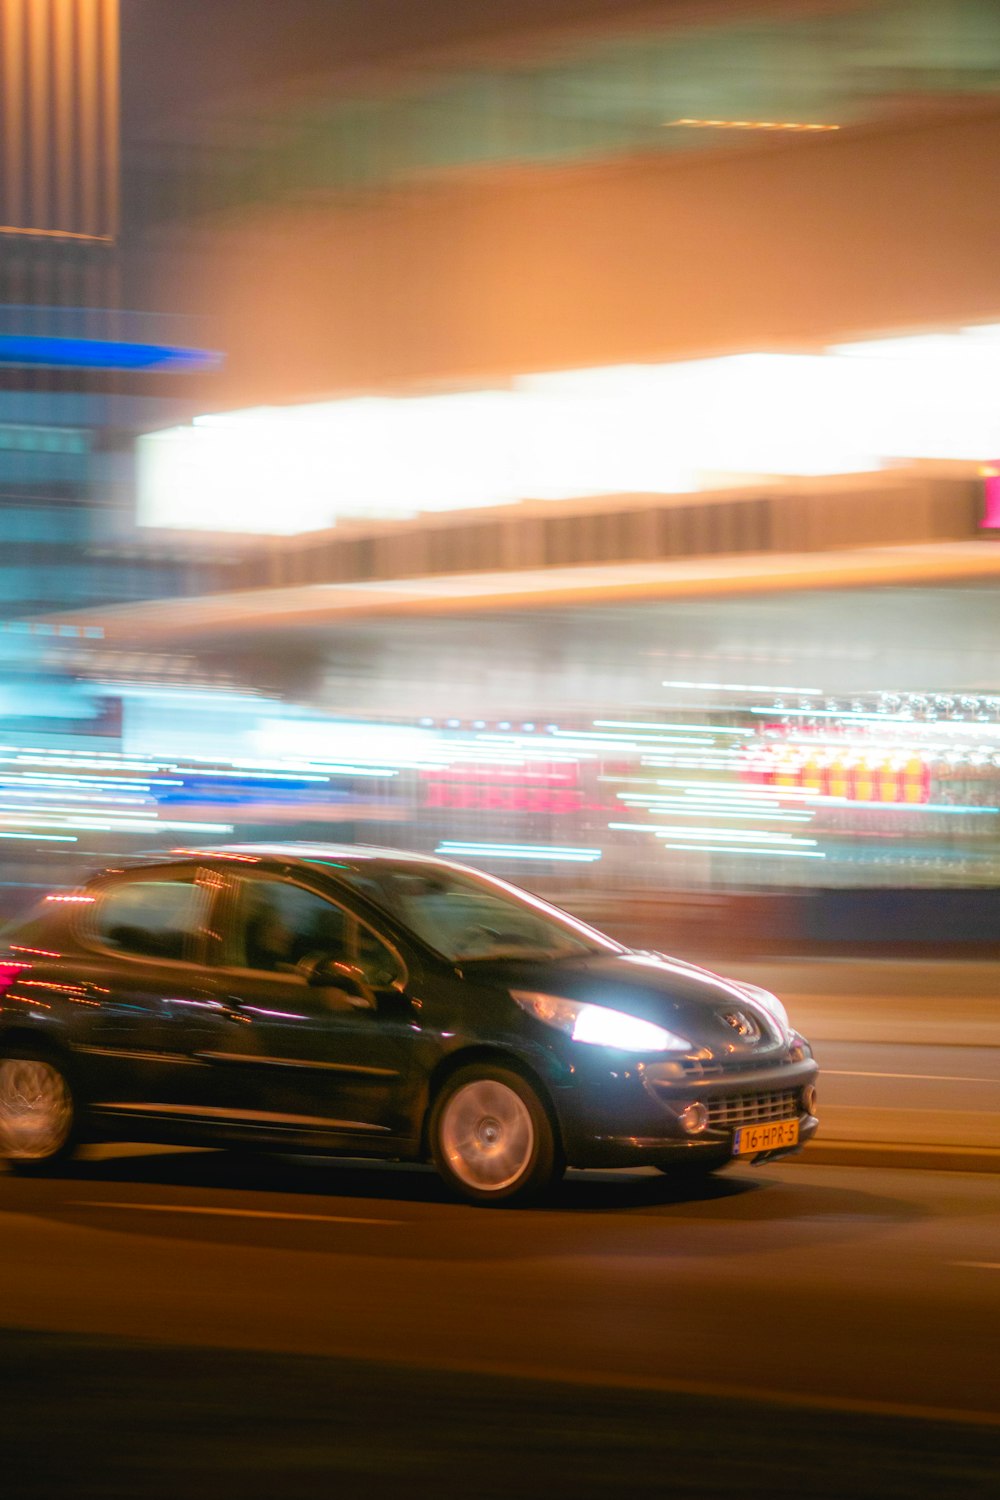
4,584,1000,951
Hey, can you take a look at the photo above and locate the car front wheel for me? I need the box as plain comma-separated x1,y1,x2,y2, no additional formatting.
0,1050,77,1173
430,1065,563,1206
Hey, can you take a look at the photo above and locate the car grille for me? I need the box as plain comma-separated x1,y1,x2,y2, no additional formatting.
706,1088,800,1129
678,1058,724,1080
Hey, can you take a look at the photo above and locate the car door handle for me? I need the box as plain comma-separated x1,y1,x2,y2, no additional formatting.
170,995,249,1024
220,997,254,1024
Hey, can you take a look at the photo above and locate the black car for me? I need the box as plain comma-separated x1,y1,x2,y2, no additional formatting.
0,844,818,1204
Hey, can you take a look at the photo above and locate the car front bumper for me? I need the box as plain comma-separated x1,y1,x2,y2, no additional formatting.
554,1053,820,1169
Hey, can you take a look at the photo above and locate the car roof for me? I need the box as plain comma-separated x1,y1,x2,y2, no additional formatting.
158,841,454,870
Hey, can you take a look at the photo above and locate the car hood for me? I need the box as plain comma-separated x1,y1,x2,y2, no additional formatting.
476,949,789,1060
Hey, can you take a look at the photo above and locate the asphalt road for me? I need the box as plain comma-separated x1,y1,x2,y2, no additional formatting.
734,959,1000,1158
810,1039,1000,1150
3,962,999,1496
4,1146,999,1414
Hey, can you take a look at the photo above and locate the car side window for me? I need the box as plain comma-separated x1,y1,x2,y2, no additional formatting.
232,879,350,975
92,877,206,962
355,923,405,990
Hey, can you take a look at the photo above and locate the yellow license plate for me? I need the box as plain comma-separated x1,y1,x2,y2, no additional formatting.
732,1118,800,1156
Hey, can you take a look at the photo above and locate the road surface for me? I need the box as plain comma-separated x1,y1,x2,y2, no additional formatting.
1,1147,998,1497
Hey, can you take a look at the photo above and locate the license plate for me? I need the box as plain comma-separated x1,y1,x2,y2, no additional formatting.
732,1118,800,1156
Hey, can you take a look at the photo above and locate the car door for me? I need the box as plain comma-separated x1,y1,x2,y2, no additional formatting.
196,870,418,1150
71,865,233,1131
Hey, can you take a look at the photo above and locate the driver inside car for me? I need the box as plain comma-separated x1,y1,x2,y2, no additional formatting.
243,901,296,972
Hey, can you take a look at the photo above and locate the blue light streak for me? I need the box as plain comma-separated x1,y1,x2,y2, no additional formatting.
0,334,222,372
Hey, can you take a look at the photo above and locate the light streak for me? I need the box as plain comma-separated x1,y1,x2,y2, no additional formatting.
550,729,717,747
140,329,1000,534
435,841,602,863
662,843,826,858
0,224,113,242
615,799,813,823
777,721,1000,739
0,793,153,808
797,798,998,814
0,832,77,842
667,118,839,133
0,814,235,834
640,757,743,769
660,682,824,695
592,720,748,736
608,823,817,846
748,706,920,721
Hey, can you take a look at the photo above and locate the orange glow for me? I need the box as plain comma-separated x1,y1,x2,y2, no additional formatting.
0,0,118,241
170,848,259,862
668,118,840,133
0,223,113,241
1,0,25,226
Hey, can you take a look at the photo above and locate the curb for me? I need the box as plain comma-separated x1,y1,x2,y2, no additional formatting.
790,1140,1000,1174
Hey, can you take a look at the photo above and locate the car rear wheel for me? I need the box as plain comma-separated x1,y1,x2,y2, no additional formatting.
430,1065,563,1206
0,1050,77,1173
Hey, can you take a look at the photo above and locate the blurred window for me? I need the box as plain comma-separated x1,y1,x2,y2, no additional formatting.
229,877,405,988
339,864,615,962
232,879,349,974
355,923,404,990
0,424,89,454
93,877,206,962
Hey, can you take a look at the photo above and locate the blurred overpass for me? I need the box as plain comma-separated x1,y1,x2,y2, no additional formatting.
28,465,999,650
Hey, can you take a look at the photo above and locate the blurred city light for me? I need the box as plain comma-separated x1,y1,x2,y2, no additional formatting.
138,327,1000,534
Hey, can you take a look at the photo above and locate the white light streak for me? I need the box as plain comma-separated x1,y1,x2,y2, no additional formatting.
608,822,816,846
0,832,77,842
592,720,748,736
661,682,824,695
435,841,602,863
139,327,1000,534
615,798,813,823
662,843,826,858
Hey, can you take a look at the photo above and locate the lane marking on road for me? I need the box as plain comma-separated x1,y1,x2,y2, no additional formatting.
70,1200,404,1226
952,1261,1000,1271
823,1070,1000,1084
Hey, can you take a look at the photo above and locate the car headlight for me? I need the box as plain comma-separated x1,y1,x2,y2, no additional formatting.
511,990,692,1053
736,982,790,1036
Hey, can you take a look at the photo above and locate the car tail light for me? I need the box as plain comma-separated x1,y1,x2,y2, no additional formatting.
0,962,28,998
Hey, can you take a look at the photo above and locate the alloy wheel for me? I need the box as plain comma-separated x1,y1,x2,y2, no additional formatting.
438,1077,536,1192
0,1057,74,1160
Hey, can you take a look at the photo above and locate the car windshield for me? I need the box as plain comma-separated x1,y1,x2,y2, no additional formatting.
332,861,620,963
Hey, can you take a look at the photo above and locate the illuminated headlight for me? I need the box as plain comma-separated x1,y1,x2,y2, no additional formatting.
511,991,692,1053
736,982,790,1037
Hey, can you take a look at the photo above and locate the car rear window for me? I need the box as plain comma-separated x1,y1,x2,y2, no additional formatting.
92,877,206,962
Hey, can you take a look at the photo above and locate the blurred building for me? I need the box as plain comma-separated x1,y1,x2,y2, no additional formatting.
0,0,219,632
134,0,1000,399
4,0,1000,921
